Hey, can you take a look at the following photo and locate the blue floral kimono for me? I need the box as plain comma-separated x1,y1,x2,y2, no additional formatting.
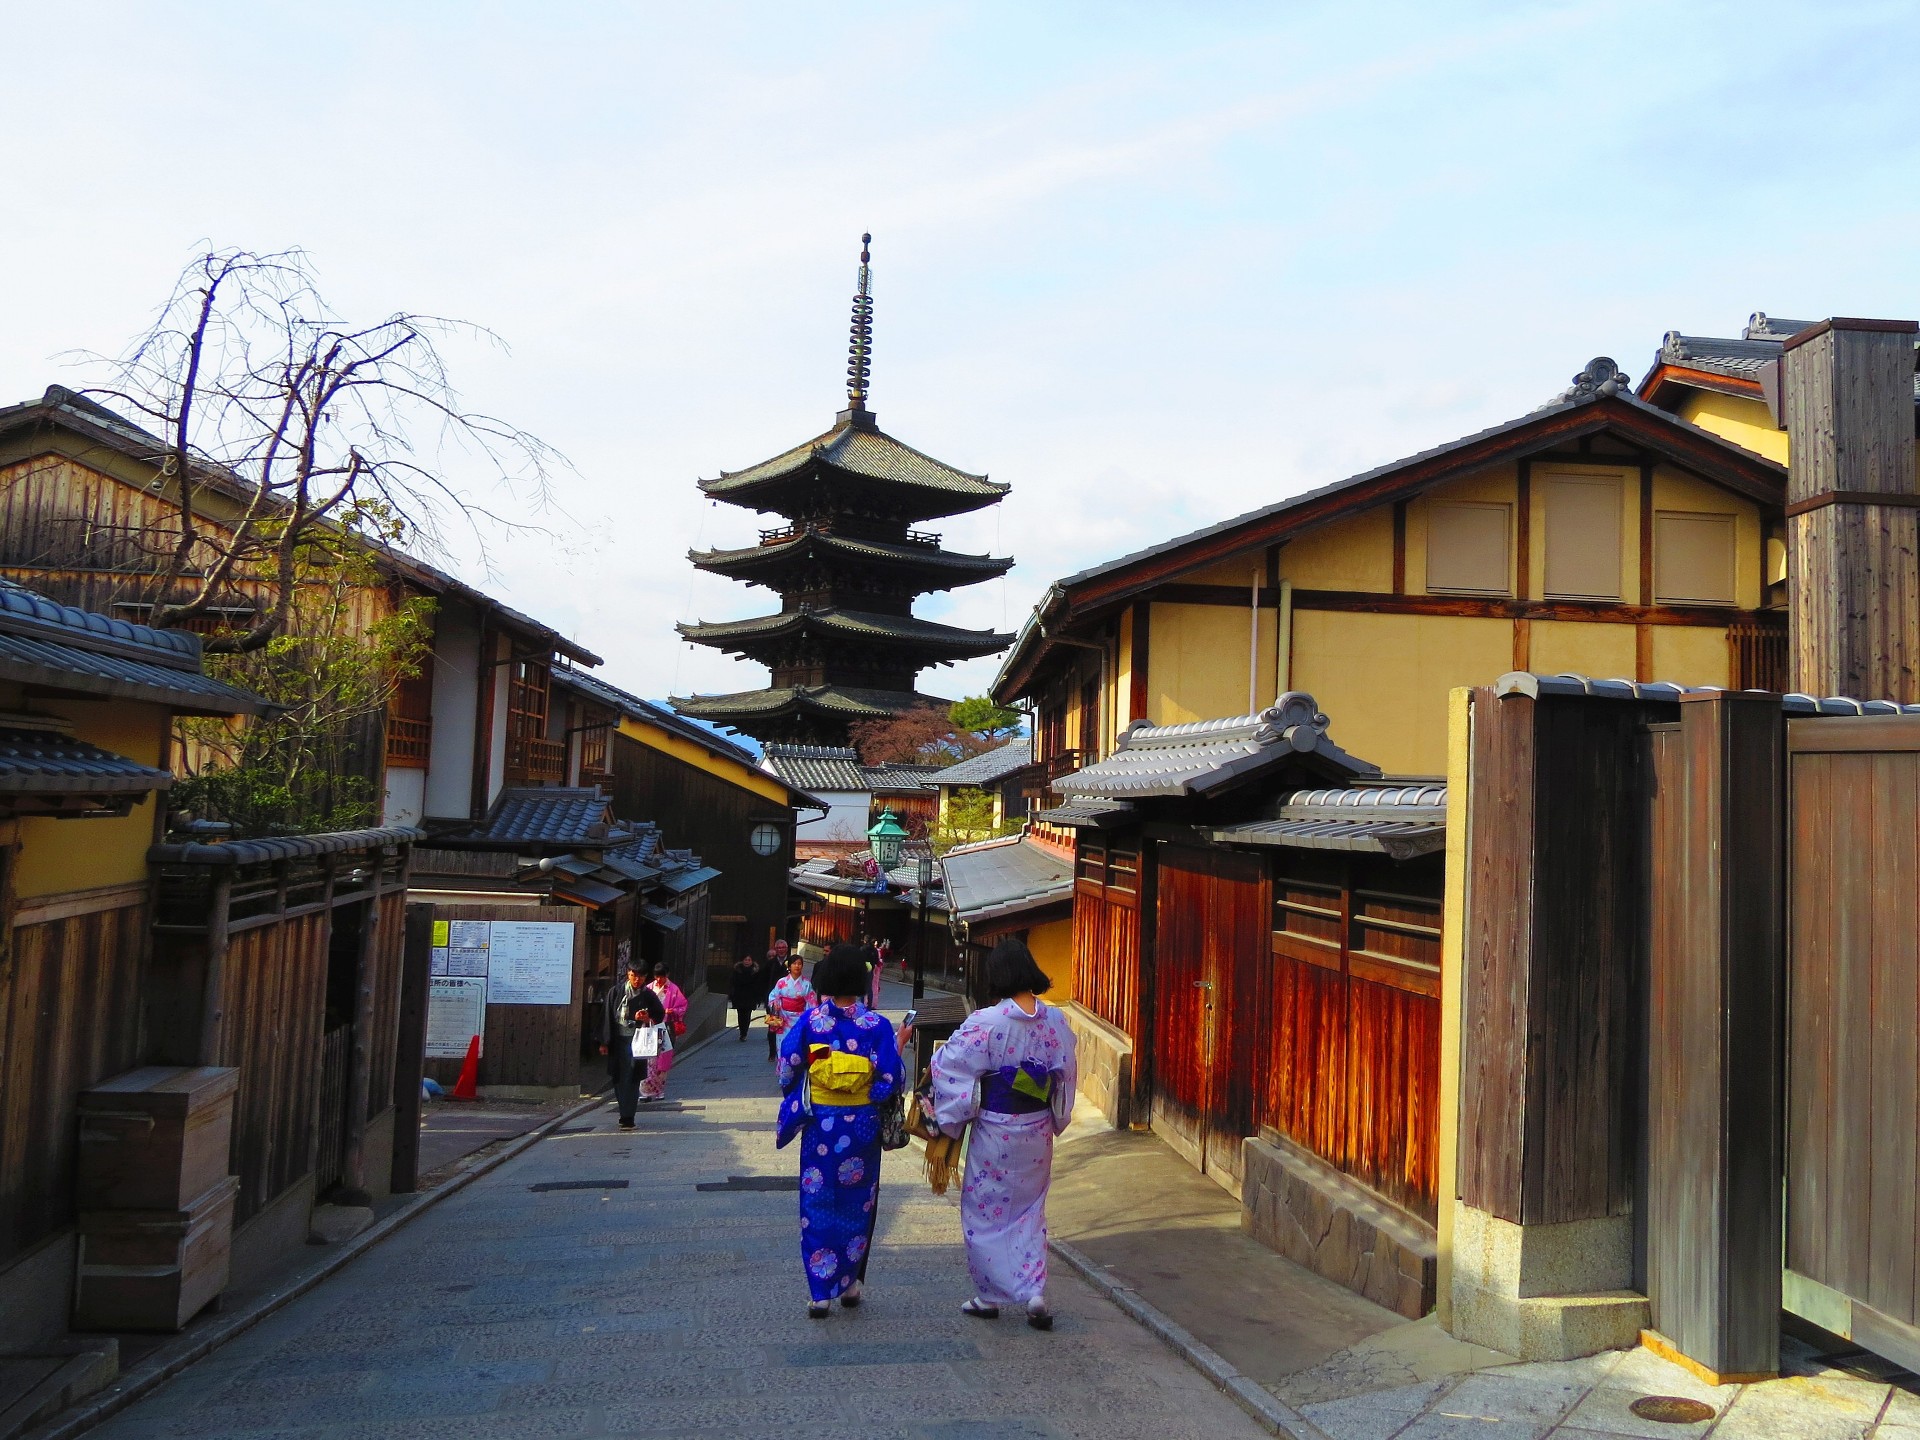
776,1000,904,1302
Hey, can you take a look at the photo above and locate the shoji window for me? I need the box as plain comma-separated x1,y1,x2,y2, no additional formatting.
1542,473,1623,601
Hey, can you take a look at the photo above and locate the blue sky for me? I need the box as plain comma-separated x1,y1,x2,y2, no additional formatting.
4,3,1918,705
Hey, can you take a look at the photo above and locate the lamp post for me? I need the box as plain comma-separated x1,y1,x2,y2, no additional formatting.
907,841,935,1002
867,809,908,874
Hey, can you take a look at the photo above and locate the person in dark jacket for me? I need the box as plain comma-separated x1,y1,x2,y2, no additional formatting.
600,960,665,1127
728,953,763,1041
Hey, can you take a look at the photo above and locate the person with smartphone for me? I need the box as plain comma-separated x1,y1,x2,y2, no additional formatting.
598,960,665,1128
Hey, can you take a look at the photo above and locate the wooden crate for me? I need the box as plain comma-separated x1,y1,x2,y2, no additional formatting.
73,1175,239,1332
76,1067,238,1213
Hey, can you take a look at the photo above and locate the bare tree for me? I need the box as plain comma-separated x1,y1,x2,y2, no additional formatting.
81,246,563,651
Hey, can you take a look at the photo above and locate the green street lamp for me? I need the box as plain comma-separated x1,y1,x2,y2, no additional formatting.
867,808,909,873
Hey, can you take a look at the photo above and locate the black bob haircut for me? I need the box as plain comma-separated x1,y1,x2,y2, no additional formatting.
982,938,1051,1001
811,943,871,999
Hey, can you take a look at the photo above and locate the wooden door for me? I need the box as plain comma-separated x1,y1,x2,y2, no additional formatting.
1152,846,1268,1196
1785,717,1920,1371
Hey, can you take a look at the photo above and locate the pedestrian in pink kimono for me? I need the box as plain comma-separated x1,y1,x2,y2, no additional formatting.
927,938,1077,1330
639,962,689,1101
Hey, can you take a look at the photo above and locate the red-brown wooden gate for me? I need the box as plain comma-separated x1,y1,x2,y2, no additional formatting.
1785,714,1920,1372
1151,845,1268,1195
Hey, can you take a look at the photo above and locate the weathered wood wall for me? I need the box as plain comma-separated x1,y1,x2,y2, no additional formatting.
1458,690,1660,1227
422,904,585,1090
1071,835,1142,1045
1787,715,1920,1338
0,890,148,1268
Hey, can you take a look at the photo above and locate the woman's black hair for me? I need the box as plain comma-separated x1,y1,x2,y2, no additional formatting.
651,962,668,978
812,943,870,999
983,937,1052,1001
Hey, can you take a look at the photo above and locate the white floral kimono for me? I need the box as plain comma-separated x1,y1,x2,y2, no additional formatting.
929,998,1077,1307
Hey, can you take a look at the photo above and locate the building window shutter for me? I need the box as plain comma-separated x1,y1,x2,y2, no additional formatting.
1654,512,1737,606
1425,501,1512,596
1542,473,1623,601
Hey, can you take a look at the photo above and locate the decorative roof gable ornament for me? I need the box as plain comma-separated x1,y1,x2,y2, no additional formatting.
1253,692,1333,752
1564,356,1630,402
844,233,875,426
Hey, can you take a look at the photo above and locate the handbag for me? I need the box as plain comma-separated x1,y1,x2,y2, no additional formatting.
655,1021,673,1054
902,1067,942,1142
879,1090,911,1151
630,1025,660,1059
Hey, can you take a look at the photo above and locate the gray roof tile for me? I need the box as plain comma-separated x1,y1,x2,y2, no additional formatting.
702,416,1006,504
150,826,422,866
479,787,618,846
926,738,1034,787
761,744,868,793
0,726,173,796
1210,784,1448,860
940,835,1074,928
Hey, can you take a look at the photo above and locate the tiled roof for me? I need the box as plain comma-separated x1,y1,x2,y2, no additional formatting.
927,737,1034,787
1034,797,1136,828
940,834,1075,930
701,415,1006,508
1642,312,1920,401
678,606,1013,656
476,787,619,847
1058,693,1378,801
0,581,266,716
692,530,1011,584
671,684,950,723
1496,672,1920,715
864,762,943,793
1209,785,1448,860
762,744,869,793
150,826,423,866
0,726,173,796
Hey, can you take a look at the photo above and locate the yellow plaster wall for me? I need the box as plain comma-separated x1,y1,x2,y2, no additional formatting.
1404,466,1520,596
6,695,167,899
1651,626,1732,688
1434,685,1472,1327
1278,509,1394,592
1147,603,1276,725
1676,391,1789,465
1529,620,1637,680
1182,556,1268,588
1027,916,1074,1002
1288,612,1511,775
1651,465,1764,609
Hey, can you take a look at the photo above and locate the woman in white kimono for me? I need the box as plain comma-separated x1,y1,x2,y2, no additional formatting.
927,938,1077,1330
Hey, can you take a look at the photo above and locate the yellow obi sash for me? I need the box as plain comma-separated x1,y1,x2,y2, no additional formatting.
807,1045,874,1106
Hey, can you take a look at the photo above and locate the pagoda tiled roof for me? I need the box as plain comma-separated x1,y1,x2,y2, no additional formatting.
671,683,950,725
678,605,1013,658
699,413,1007,516
690,529,1012,589
761,743,870,792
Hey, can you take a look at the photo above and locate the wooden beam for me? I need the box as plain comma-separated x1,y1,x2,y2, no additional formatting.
1392,500,1408,596
1516,460,1532,601
1639,462,1655,607
1130,599,1150,724
1156,583,1286,607
388,903,434,1194
1289,588,1778,629
1636,623,1654,682
1512,618,1531,672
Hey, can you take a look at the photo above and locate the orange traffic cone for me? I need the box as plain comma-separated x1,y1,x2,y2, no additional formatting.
450,1034,480,1100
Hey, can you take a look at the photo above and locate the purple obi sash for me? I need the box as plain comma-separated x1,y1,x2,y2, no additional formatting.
982,1064,1055,1117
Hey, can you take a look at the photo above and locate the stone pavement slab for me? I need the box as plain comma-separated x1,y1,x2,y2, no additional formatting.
76,990,1269,1440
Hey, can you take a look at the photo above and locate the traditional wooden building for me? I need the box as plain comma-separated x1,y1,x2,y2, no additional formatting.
937,826,1074,996
0,580,423,1356
925,737,1037,841
0,384,600,834
673,238,1014,743
998,353,1793,1318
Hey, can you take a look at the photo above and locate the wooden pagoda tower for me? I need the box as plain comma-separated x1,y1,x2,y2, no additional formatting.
672,237,1014,744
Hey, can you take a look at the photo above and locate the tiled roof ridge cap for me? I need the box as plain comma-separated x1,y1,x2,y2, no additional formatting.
1496,671,1920,714
1284,784,1448,809
1117,692,1331,751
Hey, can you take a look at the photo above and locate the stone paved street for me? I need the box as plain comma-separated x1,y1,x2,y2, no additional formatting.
83,996,1267,1440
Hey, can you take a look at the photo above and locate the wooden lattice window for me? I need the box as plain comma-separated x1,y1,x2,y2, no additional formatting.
505,661,564,784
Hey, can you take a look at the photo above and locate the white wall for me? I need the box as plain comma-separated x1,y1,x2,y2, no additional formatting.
424,602,480,819
382,767,427,827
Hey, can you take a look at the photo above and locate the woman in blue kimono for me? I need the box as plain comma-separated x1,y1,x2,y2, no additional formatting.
776,943,906,1318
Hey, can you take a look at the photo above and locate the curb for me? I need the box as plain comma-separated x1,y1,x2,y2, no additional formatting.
24,1084,617,1440
1049,1238,1331,1440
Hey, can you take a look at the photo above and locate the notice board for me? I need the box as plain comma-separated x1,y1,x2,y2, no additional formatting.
421,903,587,1091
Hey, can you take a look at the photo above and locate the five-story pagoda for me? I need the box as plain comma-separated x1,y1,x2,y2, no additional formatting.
672,237,1014,744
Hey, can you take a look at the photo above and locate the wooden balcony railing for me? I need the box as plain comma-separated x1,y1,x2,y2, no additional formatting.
506,735,567,786
757,519,942,549
1024,749,1081,799
385,715,432,768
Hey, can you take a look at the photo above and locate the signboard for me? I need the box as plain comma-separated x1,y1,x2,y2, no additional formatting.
446,918,491,978
485,920,576,1006
425,976,488,1059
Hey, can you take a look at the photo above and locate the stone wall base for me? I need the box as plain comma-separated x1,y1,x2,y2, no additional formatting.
1241,1132,1436,1319
1060,1003,1133,1130
228,1173,316,1295
1447,1201,1649,1360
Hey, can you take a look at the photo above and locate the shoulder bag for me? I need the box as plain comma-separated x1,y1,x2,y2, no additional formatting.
630,1024,660,1059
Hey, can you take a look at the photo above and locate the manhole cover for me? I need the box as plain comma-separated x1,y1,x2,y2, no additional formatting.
695,1175,799,1192
529,1179,630,1192
1629,1396,1715,1424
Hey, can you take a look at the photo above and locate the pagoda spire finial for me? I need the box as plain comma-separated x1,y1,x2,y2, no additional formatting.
845,232,874,417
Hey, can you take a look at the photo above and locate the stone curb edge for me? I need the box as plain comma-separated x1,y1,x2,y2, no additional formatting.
18,1024,761,1440
1048,1237,1333,1440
